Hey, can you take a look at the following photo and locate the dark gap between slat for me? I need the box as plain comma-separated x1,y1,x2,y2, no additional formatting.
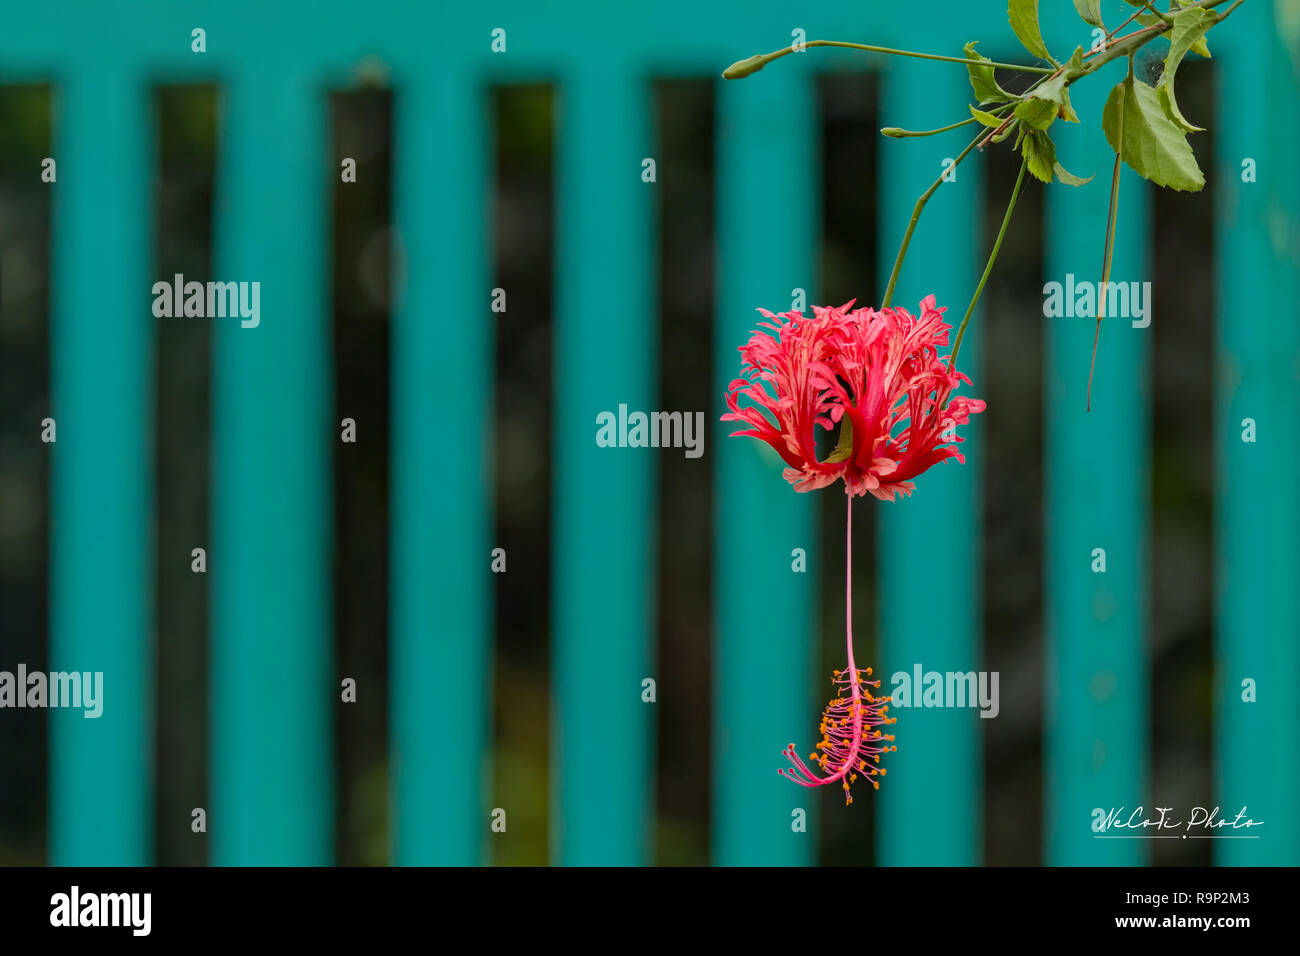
330,87,392,866
652,77,714,867
979,97,1046,867
1149,58,1215,868
153,84,216,866
491,84,554,867
0,83,53,866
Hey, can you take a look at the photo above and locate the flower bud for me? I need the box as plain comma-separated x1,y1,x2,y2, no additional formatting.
722,54,769,79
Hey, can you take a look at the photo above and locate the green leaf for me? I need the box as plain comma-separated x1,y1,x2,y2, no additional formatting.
1158,84,1202,133
1072,0,1104,28
1063,46,1086,80
1025,57,1081,125
1009,0,1055,64
1159,6,1218,132
1103,75,1205,191
969,105,1005,128
1022,130,1057,183
1058,90,1080,124
1171,0,1214,54
964,41,1016,104
1052,49,1085,123
1015,96,1058,131
1052,159,1094,186
1032,71,1068,105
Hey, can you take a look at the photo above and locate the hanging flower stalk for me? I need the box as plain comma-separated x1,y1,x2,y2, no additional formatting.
722,298,985,803
721,1,1247,806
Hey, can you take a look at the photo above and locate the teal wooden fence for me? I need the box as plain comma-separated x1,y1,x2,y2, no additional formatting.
5,0,1296,866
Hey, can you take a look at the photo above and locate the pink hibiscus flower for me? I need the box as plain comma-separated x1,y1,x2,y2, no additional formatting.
722,295,985,803
721,295,985,501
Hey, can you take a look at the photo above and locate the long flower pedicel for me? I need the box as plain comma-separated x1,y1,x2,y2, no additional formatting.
723,296,984,804
779,495,895,805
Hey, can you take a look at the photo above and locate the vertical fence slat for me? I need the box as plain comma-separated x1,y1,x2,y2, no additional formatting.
210,72,332,865
390,70,492,865
875,59,983,866
713,67,815,866
49,69,152,866
1214,7,1300,866
1043,80,1150,865
553,65,655,865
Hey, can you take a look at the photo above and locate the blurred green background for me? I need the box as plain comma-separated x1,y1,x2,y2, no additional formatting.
0,54,1221,865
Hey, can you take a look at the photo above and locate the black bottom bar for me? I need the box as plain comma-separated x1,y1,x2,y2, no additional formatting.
0,864,1285,942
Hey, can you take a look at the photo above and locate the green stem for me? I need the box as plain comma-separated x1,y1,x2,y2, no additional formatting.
723,39,1057,80
727,0,1235,83
948,156,1028,372
894,100,1014,140
1107,6,1145,38
882,116,981,138
1141,1,1174,24
1087,58,1130,412
880,130,985,309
